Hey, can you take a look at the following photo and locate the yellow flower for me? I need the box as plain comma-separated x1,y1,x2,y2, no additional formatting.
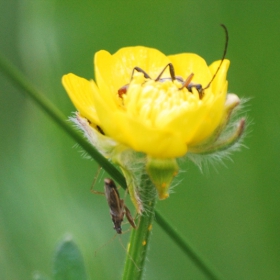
62,46,245,210
62,46,229,159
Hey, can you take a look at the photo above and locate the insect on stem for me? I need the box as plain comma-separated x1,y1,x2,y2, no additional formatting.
104,178,136,234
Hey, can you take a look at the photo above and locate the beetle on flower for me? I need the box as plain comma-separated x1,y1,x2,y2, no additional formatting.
62,26,245,214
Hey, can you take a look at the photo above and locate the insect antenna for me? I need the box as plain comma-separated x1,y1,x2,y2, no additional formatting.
155,63,175,81
118,235,140,271
202,24,229,91
90,166,104,195
93,225,139,271
94,233,118,256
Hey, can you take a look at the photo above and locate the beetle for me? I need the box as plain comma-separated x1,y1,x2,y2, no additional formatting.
118,24,229,100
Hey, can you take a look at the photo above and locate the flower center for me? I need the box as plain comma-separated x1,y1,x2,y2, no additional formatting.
120,72,202,127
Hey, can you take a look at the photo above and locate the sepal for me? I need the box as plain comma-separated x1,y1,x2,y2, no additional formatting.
146,157,179,199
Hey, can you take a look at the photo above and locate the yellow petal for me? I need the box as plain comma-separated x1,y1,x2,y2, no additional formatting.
189,61,230,144
88,80,128,138
94,47,171,93
118,112,188,158
189,90,226,144
62,73,100,125
168,53,212,87
208,59,230,94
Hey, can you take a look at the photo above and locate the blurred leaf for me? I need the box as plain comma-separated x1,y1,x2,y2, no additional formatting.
53,236,87,280
33,271,51,280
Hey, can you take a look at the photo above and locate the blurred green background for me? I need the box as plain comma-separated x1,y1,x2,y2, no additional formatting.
1,1,279,279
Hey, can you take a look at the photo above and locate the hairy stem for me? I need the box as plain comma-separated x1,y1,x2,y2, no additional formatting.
122,176,156,280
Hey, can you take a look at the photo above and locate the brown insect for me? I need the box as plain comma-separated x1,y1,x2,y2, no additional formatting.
103,178,136,234
118,24,229,100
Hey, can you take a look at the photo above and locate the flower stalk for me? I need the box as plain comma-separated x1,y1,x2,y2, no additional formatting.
122,174,156,280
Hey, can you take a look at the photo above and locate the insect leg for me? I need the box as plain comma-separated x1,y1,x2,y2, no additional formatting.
131,67,151,81
179,73,203,98
124,205,136,229
118,67,152,97
90,166,104,195
155,63,176,81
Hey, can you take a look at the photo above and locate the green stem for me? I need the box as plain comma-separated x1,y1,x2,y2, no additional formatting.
155,211,224,280
0,53,224,280
122,176,156,280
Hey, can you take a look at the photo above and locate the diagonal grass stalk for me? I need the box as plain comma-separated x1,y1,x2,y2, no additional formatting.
0,53,224,280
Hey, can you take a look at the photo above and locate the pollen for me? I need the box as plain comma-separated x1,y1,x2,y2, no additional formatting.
142,240,147,246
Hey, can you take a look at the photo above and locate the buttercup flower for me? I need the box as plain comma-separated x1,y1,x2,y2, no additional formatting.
62,46,245,213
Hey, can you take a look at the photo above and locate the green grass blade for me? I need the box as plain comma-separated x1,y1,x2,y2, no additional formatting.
155,211,224,280
0,53,126,188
